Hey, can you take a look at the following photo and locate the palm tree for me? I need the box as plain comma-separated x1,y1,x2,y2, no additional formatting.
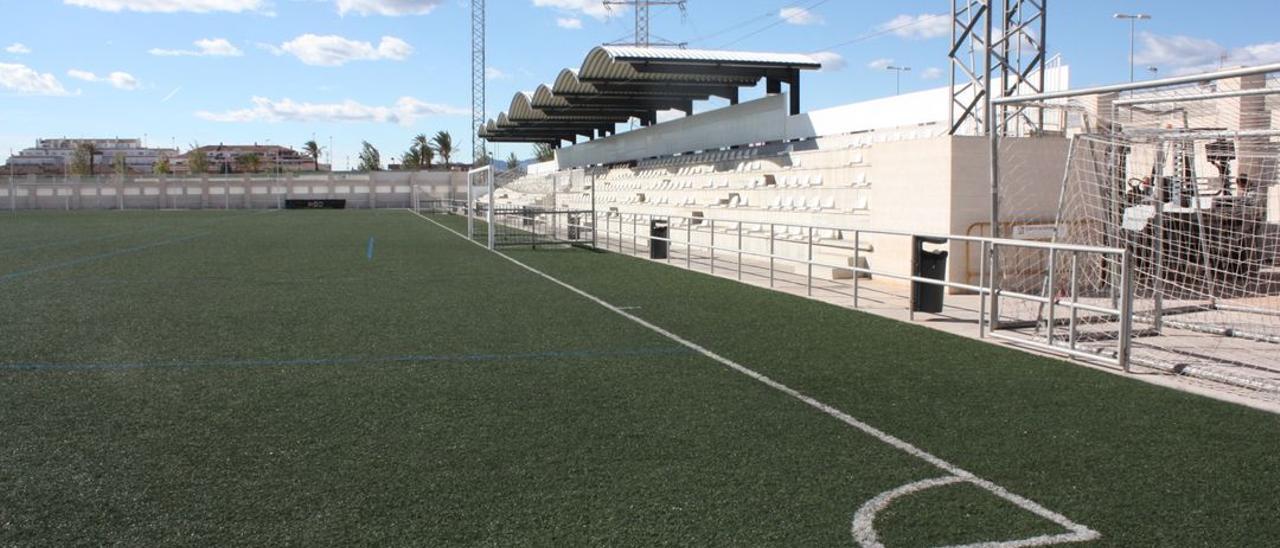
153,155,172,175
358,141,381,172
533,142,555,162
112,153,128,177
401,147,422,170
430,131,453,170
419,142,434,169
506,152,520,171
412,133,434,169
302,140,323,171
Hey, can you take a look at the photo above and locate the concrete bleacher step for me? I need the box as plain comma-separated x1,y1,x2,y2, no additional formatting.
812,249,870,280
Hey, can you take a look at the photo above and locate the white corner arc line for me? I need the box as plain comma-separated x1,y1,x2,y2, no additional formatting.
407,210,1101,547
853,476,968,548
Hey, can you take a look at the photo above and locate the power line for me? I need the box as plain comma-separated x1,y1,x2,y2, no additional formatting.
808,12,947,54
719,0,831,49
682,0,805,45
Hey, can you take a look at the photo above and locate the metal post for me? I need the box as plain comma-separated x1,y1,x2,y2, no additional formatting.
590,172,597,250
853,230,861,308
806,226,814,297
686,219,691,270
768,223,775,288
1069,250,1079,351
1118,248,1134,372
467,171,475,240
736,222,743,281
978,240,987,338
985,0,1002,330
1045,248,1057,345
1152,144,1166,331
486,168,495,250
709,219,715,275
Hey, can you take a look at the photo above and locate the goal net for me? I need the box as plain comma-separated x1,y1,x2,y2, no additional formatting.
1000,69,1280,389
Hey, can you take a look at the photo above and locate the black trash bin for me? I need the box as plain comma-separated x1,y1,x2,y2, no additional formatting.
912,236,949,313
567,214,580,240
650,219,670,259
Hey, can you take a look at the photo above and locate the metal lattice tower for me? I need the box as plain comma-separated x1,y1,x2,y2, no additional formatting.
948,0,1048,136
604,0,687,48
471,0,485,164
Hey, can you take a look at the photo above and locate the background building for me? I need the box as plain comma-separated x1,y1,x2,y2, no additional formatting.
172,144,329,175
5,138,177,175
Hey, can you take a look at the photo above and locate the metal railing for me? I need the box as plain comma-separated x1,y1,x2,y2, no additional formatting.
480,207,1135,371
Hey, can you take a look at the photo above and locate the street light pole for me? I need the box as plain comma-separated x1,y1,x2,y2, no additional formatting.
886,65,911,95
1114,13,1151,82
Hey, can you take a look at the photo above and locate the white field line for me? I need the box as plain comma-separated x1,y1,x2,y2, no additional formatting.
407,210,1101,547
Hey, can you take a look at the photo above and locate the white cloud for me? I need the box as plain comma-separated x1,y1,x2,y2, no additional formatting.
63,0,263,13
0,63,72,96
867,58,894,70
556,17,583,29
195,96,466,125
1134,33,1280,75
5,43,31,54
920,67,943,80
67,69,141,90
877,13,949,40
780,7,822,26
336,0,444,16
532,0,613,21
485,67,509,80
149,38,243,57
275,34,412,66
810,51,845,72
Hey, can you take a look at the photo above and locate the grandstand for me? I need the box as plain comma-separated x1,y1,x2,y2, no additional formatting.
458,46,1280,404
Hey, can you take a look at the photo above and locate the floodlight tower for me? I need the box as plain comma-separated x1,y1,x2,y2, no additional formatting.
603,0,687,48
948,0,1048,136
471,0,485,165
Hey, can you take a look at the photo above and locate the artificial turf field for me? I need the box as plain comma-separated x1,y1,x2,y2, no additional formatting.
1,209,1278,547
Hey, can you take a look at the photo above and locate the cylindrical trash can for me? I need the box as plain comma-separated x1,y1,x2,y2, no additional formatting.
650,220,670,259
912,249,948,313
567,214,580,240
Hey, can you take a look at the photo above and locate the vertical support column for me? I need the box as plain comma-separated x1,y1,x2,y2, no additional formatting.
985,2,1002,330
1118,248,1134,372
788,69,801,116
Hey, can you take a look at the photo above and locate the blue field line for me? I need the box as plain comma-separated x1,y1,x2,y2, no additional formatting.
0,233,208,284
367,236,375,261
0,346,694,372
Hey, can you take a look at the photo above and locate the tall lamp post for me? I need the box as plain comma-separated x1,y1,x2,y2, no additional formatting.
886,65,911,95
1114,13,1151,82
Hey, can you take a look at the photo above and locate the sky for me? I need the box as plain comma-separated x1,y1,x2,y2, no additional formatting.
2,0,1279,169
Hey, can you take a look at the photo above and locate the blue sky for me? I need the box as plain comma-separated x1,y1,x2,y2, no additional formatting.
2,0,1278,169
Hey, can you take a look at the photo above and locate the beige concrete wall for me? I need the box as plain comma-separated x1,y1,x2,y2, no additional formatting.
865,136,954,279
948,136,1070,287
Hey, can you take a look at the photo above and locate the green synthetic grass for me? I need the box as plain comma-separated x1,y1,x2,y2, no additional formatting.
1,210,1278,546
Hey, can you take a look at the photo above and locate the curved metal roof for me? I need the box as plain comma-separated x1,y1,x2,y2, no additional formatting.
485,46,821,144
